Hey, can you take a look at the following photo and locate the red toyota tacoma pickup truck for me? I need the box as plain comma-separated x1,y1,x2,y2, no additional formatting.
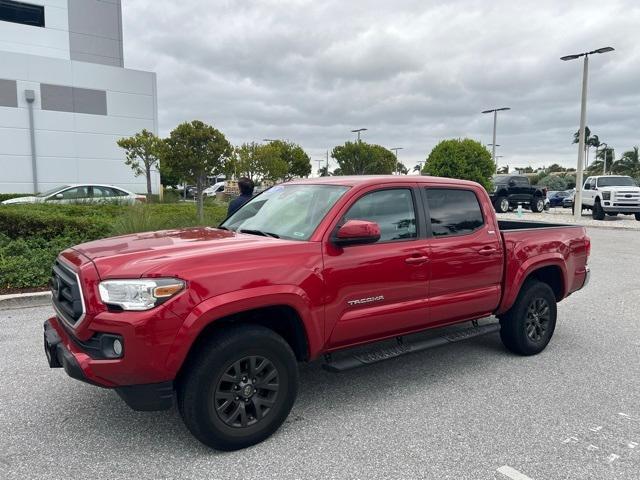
44,176,590,450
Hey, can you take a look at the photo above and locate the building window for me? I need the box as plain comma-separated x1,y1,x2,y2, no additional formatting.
41,84,107,116
0,79,18,107
0,0,45,28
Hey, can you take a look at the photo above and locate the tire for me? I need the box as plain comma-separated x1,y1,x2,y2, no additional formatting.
530,197,545,213
178,324,299,451
499,280,557,356
495,196,509,213
592,200,605,220
635,213,640,221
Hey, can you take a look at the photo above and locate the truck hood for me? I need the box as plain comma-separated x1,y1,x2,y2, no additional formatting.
73,227,284,278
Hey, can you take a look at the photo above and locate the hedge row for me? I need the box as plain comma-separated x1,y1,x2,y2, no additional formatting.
0,202,228,292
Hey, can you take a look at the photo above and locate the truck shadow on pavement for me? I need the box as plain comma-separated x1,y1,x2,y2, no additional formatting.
49,329,515,455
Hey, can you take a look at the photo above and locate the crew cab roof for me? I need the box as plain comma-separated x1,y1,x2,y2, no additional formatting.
285,175,481,188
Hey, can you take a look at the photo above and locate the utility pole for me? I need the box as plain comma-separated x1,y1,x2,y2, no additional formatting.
561,46,614,219
25,90,38,193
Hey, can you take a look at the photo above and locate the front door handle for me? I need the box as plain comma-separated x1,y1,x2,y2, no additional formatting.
405,256,429,265
477,246,498,256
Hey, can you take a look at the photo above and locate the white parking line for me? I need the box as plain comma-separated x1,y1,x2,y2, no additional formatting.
497,465,535,480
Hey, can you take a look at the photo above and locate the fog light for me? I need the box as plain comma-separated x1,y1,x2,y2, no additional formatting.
113,339,123,356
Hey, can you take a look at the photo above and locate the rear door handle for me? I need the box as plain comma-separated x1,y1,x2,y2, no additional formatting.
477,247,498,256
405,256,429,264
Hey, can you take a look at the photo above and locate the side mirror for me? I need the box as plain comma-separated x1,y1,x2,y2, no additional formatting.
54,193,64,199
584,184,591,190
334,220,381,246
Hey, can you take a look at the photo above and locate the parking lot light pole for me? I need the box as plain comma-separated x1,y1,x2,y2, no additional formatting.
391,147,403,174
351,128,367,142
561,46,614,219
482,108,510,173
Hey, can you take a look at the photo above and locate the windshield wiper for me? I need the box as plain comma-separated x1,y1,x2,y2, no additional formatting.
217,226,229,231
239,229,280,238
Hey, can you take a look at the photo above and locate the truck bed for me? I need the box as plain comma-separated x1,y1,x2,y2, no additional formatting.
497,219,578,231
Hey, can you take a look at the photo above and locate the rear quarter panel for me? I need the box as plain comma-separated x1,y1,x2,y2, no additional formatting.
497,226,589,314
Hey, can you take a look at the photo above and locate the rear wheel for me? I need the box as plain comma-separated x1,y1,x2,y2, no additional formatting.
530,197,545,213
499,280,557,356
495,196,509,214
592,200,605,220
178,324,299,451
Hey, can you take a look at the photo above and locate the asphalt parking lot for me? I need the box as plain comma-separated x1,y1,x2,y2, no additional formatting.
1,227,638,480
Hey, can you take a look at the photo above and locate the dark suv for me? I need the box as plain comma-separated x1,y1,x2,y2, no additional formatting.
489,175,546,213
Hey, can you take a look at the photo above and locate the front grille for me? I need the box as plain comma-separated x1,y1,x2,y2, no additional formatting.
51,259,85,326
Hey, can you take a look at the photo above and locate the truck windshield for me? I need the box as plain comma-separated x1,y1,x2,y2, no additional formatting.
221,184,349,241
597,177,637,187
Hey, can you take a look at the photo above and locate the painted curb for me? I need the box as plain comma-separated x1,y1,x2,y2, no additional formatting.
0,291,51,309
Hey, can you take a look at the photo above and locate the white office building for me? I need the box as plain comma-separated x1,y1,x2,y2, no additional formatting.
0,0,159,194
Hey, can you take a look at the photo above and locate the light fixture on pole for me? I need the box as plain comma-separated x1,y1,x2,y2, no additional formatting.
561,46,614,219
482,108,510,173
351,128,367,142
391,147,403,175
262,138,278,143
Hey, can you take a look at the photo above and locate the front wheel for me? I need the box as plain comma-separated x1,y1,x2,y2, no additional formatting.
499,280,557,356
592,200,605,220
178,324,299,451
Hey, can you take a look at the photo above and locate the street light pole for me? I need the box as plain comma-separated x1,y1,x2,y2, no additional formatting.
561,46,614,220
391,147,403,175
351,128,367,142
482,107,510,173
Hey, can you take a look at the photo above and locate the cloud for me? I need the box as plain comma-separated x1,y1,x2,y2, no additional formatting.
123,0,640,172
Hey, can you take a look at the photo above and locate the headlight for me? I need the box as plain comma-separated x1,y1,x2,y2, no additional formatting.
98,278,185,311
602,191,611,200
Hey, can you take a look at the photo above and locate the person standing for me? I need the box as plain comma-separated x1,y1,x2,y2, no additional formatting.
227,177,255,216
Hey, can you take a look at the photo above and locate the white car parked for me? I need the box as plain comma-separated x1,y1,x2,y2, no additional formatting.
203,181,226,198
1,184,145,205
578,175,640,220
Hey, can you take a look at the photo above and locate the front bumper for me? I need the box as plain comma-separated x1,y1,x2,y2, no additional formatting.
44,318,174,411
601,204,640,213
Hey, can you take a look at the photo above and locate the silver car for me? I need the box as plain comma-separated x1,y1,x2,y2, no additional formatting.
1,184,145,205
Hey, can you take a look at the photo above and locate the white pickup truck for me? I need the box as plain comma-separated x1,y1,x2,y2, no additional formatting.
578,175,640,220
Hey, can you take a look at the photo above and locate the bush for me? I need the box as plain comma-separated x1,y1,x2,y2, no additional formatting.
536,175,568,191
0,202,229,292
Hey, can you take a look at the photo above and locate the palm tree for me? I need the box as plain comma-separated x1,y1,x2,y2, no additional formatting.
413,163,424,174
612,146,640,177
572,127,600,167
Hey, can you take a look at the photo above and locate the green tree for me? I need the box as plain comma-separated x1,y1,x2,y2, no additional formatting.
546,163,565,173
231,142,265,181
318,165,331,177
422,138,495,189
117,129,165,197
262,140,312,180
162,121,232,220
331,141,396,175
612,146,640,177
395,162,408,175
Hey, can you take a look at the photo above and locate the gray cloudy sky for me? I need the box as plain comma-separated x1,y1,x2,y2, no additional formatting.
122,0,640,173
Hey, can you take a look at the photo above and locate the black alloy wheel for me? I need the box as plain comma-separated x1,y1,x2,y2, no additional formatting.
524,298,550,343
214,355,279,428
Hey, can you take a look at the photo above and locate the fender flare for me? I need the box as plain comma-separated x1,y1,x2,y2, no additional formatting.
164,285,322,373
497,255,567,315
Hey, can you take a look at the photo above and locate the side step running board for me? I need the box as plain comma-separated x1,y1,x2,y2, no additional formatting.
322,323,501,373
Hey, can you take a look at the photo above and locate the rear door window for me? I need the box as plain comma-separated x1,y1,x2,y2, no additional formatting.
425,188,484,237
